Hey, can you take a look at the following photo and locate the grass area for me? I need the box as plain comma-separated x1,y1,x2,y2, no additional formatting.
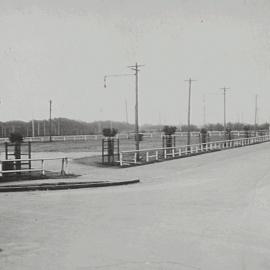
0,171,79,183
0,134,244,154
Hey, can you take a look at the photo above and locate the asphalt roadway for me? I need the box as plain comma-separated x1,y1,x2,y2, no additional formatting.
1,142,270,270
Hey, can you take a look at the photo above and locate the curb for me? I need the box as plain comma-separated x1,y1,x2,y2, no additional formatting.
0,179,140,192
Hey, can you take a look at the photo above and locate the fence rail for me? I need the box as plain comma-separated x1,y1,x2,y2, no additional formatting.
0,130,268,143
0,157,69,177
118,135,270,166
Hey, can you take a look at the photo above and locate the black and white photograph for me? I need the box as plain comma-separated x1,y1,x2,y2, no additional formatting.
1,1,270,269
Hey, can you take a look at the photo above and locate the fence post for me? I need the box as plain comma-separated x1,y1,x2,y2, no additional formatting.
172,148,175,158
64,158,69,174
120,153,123,166
164,149,167,159
146,152,149,162
61,158,65,175
41,159,45,175
0,161,2,177
155,150,159,160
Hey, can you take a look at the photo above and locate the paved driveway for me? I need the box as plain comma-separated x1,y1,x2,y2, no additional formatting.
1,142,270,269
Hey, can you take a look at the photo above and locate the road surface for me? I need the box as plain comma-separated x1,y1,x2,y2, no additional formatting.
1,142,270,269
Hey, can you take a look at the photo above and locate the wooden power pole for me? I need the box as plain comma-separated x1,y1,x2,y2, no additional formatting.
220,87,230,140
254,94,258,135
49,100,52,142
185,78,196,146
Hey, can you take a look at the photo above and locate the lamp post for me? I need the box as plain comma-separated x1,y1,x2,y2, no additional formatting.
104,63,144,152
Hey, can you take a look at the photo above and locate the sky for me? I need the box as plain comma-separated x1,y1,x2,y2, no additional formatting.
0,0,270,126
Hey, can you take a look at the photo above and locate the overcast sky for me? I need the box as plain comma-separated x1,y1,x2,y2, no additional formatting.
0,0,270,126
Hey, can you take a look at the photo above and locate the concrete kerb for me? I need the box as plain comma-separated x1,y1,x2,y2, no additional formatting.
0,179,140,192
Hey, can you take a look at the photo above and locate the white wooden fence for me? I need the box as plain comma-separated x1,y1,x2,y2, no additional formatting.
0,130,267,143
118,135,270,166
0,157,69,177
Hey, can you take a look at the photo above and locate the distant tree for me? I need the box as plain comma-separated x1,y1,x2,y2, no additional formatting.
205,123,223,131
181,124,199,132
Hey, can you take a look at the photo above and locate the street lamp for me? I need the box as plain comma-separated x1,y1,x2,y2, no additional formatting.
104,63,144,152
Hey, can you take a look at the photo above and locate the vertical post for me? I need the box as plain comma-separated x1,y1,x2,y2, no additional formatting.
37,121,40,137
5,142,8,160
220,87,229,140
49,100,52,142
185,78,196,146
58,118,61,136
119,152,123,166
32,119,35,137
41,159,45,175
135,63,139,153
187,78,191,146
125,99,129,124
0,161,2,177
65,158,69,174
224,89,226,139
61,158,65,175
43,121,46,136
117,138,120,161
28,142,31,169
254,94,258,136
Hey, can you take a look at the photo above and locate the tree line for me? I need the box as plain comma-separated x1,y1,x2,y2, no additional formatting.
0,118,268,137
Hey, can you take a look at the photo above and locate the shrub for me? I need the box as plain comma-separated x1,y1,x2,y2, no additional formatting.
162,126,177,136
102,128,118,137
9,132,24,143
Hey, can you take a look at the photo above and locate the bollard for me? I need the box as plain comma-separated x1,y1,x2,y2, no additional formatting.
120,153,123,166
41,159,45,175
146,152,149,162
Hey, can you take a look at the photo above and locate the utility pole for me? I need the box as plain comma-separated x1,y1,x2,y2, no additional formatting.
128,62,144,152
49,100,52,142
32,119,35,137
203,94,206,126
254,94,258,136
43,121,46,136
37,121,40,136
58,118,61,136
185,78,196,146
220,87,230,140
104,62,144,152
125,99,129,124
